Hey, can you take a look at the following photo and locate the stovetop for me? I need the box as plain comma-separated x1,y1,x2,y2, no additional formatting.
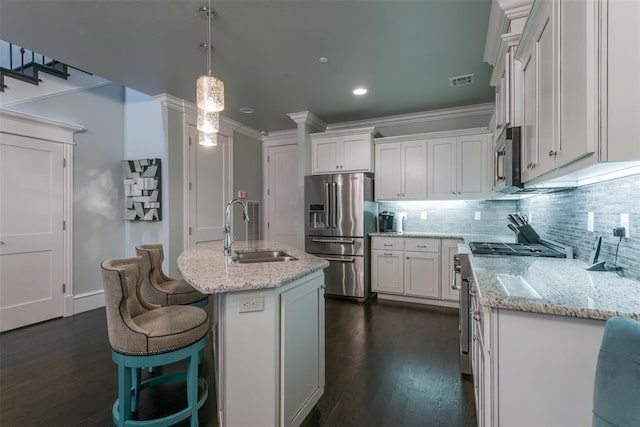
469,242,566,258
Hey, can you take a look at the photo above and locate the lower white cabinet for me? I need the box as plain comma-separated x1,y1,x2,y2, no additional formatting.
471,281,606,427
218,270,325,427
371,236,461,305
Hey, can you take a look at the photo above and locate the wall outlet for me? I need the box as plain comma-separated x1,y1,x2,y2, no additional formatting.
239,295,264,313
474,211,481,221
587,212,594,232
421,211,427,220
620,213,630,237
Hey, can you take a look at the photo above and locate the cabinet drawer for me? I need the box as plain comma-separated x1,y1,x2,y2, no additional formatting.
372,237,403,251
404,238,439,253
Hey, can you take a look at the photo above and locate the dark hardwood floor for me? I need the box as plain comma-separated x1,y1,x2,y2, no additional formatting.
0,298,476,426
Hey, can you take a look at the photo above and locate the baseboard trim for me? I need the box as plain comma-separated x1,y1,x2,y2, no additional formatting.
73,290,105,314
376,293,459,309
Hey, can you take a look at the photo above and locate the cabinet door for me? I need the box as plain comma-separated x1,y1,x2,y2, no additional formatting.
521,51,538,182
401,140,428,199
341,135,371,172
557,0,595,167
404,251,440,298
535,11,556,178
427,138,457,199
374,143,401,200
312,138,338,174
458,135,489,199
281,277,324,426
371,250,404,294
441,239,461,302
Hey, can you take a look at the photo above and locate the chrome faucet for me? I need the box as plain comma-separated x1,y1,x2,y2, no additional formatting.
224,198,249,256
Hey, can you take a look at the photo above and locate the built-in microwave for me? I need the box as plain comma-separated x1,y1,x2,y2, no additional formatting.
493,126,523,193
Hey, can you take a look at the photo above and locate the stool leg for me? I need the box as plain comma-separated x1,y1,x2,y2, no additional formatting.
131,367,141,413
117,363,132,426
188,350,199,427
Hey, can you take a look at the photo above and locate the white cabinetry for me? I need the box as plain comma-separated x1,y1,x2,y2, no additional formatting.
427,134,491,200
470,281,606,427
372,236,461,306
516,0,640,186
374,139,427,200
311,127,378,175
219,270,325,426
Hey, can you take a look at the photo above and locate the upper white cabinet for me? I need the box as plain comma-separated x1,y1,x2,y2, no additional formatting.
310,127,379,174
515,0,640,185
427,134,491,199
374,139,427,200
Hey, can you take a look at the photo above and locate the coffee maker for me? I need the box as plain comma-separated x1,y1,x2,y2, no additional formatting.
378,211,395,232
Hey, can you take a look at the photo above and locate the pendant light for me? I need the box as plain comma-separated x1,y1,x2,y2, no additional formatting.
199,132,218,147
196,1,224,114
197,109,219,134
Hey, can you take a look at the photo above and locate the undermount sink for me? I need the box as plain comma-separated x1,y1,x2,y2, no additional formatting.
232,250,298,264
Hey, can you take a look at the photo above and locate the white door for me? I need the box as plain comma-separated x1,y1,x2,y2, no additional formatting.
188,125,231,246
428,138,457,199
404,251,440,298
0,133,64,331
265,144,301,249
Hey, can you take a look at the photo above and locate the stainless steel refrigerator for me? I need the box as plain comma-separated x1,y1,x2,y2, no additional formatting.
304,173,377,301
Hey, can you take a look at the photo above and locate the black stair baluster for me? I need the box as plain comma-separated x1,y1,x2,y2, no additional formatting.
19,47,25,73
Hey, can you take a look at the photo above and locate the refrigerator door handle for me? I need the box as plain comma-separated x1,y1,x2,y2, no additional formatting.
331,182,337,229
311,238,355,244
321,256,356,263
324,182,331,228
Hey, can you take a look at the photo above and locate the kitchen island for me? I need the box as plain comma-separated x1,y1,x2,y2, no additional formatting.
461,244,640,427
178,240,329,427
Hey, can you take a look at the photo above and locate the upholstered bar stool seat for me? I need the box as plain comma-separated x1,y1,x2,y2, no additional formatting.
136,244,208,307
101,257,209,427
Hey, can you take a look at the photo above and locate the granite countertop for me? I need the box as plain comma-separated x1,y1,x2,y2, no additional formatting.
466,249,640,321
177,240,329,294
369,231,516,244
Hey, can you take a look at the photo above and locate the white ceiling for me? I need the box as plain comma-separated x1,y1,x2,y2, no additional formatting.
0,0,495,132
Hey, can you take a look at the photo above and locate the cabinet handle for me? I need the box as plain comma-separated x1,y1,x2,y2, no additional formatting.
397,193,401,197
452,192,456,195
457,192,461,195
383,244,393,247
531,162,536,169
548,150,557,157
340,165,343,169
336,165,339,169
416,245,427,248
383,252,393,256
0,241,5,245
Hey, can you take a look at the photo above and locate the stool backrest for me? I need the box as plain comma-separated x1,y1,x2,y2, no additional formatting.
136,244,170,286
101,257,155,354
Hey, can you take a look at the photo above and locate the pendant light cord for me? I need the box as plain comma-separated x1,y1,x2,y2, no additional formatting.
207,0,212,75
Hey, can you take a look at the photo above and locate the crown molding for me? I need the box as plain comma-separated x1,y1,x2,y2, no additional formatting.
262,129,298,147
155,93,262,140
0,108,84,138
483,1,532,66
325,103,495,132
287,111,327,132
374,126,491,144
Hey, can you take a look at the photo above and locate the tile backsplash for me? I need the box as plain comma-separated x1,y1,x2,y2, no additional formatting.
378,200,517,238
517,174,640,281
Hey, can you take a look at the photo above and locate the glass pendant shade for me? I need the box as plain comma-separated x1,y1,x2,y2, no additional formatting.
197,108,220,134
196,75,224,112
199,132,218,147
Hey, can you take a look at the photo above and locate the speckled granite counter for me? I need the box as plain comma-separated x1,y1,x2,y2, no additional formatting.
177,240,329,293
466,249,640,321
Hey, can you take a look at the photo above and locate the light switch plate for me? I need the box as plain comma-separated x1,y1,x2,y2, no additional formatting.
620,213,630,237
420,211,427,220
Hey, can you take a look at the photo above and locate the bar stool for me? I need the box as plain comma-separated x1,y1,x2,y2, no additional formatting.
592,316,640,426
101,257,209,427
136,244,208,308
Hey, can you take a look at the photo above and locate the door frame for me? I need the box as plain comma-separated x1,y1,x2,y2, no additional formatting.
180,103,235,249
262,130,298,243
0,109,82,319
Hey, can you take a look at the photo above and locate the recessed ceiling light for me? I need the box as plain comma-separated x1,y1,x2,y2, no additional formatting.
318,57,329,63
239,107,254,114
353,87,368,96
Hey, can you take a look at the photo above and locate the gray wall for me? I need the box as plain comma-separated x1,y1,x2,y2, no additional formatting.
9,83,127,295
517,174,640,281
233,131,263,241
378,199,517,238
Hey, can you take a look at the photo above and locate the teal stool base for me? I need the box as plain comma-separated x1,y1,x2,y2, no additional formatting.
111,335,208,427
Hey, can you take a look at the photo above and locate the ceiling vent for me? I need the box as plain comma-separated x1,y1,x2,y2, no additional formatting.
449,73,475,87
